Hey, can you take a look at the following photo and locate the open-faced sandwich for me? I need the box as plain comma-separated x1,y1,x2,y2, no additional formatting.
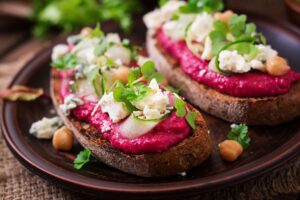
50,26,212,177
145,0,300,125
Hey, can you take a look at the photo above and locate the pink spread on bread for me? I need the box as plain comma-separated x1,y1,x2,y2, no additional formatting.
158,29,300,97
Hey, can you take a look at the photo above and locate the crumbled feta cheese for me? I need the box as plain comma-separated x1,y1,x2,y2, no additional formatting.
249,59,265,72
187,13,214,43
105,33,121,44
72,38,99,63
29,117,63,139
179,172,187,176
143,9,164,30
100,92,130,123
105,45,131,65
256,44,278,62
51,44,69,61
132,79,170,120
137,56,151,66
218,50,251,73
59,94,84,115
162,14,196,40
161,0,186,19
201,37,213,60
143,0,185,30
101,120,112,132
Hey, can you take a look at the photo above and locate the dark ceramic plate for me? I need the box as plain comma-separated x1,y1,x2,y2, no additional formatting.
1,17,300,199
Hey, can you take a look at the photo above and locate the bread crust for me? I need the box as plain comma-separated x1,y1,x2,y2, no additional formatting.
50,69,212,177
147,31,300,125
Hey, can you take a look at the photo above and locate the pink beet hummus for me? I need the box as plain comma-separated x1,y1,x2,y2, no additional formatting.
158,29,300,97
59,72,190,154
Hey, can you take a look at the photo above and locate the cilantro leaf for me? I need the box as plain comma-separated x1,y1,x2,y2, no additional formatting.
209,30,227,55
185,111,197,129
174,99,186,117
227,124,251,149
245,23,256,34
51,53,79,70
74,149,91,170
94,40,108,56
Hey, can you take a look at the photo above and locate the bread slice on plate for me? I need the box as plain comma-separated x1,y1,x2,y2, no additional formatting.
50,69,212,177
147,32,300,126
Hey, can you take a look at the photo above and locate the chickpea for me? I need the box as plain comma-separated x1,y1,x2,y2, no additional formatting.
52,126,74,151
113,66,131,83
266,56,290,76
219,140,243,162
80,27,92,37
214,10,234,24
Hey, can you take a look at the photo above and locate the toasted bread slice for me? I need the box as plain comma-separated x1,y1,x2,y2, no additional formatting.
50,69,212,177
147,32,300,126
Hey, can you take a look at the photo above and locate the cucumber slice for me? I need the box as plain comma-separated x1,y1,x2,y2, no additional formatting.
118,114,160,139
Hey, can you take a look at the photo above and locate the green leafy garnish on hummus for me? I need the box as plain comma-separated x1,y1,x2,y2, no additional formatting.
227,124,251,149
74,149,91,170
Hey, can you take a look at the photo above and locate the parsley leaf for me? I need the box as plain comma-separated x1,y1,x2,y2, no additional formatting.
74,149,91,170
209,30,227,55
174,99,186,117
51,53,79,69
185,111,197,129
236,43,258,59
227,124,251,149
94,39,109,57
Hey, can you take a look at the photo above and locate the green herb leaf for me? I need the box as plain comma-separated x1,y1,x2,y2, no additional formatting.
165,86,180,94
87,67,104,97
227,124,251,149
174,99,186,117
51,53,79,69
159,0,169,7
229,14,247,38
209,30,227,55
141,61,163,83
185,111,197,129
245,23,256,34
74,149,91,170
94,40,108,56
90,23,104,38
128,68,141,84
213,21,228,34
236,43,258,59
179,0,224,14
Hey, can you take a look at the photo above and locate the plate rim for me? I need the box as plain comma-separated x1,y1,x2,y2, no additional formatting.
1,17,300,195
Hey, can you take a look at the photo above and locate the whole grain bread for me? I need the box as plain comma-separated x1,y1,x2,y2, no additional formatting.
147,32,300,126
50,69,212,177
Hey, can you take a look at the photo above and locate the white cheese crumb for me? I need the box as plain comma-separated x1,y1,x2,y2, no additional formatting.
179,172,187,176
51,44,69,61
132,79,170,120
143,0,186,30
137,56,151,66
59,94,83,115
101,120,112,132
162,14,196,40
256,44,278,62
99,92,130,123
29,117,63,139
105,45,131,65
187,13,214,43
218,50,251,73
201,37,213,60
105,33,121,44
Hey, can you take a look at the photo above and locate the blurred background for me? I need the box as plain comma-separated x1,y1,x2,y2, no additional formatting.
0,0,300,62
